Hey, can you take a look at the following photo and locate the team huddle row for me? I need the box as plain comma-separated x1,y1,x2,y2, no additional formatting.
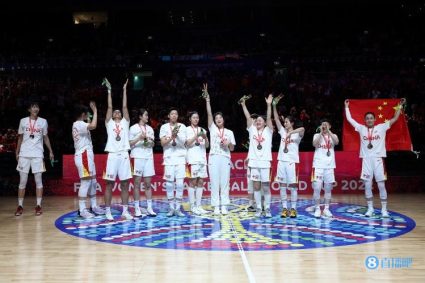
14,79,406,220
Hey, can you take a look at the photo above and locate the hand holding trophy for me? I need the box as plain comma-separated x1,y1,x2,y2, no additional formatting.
102,78,112,91
201,83,209,99
272,93,284,106
238,94,252,105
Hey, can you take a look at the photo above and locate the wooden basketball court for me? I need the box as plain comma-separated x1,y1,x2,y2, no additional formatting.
1,194,424,282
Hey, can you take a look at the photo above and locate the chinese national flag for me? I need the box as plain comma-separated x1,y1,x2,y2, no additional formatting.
343,99,412,151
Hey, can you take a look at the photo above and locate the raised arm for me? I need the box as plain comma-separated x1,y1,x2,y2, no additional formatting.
389,98,406,127
240,98,252,128
104,78,112,123
265,94,273,130
122,79,130,121
203,83,214,128
273,104,283,131
288,127,305,138
344,99,362,129
87,101,98,130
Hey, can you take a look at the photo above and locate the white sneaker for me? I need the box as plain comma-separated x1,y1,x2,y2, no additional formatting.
80,209,94,219
174,209,185,217
213,207,220,215
221,206,228,215
265,208,272,218
134,206,143,217
122,211,134,220
197,206,208,214
166,209,174,217
191,206,201,215
255,208,262,218
365,209,374,217
322,208,333,218
381,209,390,218
146,207,157,217
314,207,321,218
105,211,114,221
91,206,106,215
306,206,315,212
140,207,148,215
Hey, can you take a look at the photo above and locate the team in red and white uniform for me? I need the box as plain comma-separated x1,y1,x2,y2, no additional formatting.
15,102,54,216
311,119,339,218
185,111,209,215
203,84,236,215
159,108,187,217
241,94,274,217
103,79,133,221
129,108,157,217
345,98,406,218
273,96,305,218
72,101,105,219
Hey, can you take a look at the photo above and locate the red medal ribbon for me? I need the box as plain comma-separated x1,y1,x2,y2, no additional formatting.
218,127,226,143
322,133,331,151
28,117,37,136
192,126,200,143
367,127,374,145
254,128,265,147
114,123,121,138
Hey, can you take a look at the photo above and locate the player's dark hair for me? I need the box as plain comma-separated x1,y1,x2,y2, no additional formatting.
364,112,375,118
74,105,89,119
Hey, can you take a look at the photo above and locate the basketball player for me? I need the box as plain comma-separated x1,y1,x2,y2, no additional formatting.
345,98,406,217
15,102,54,216
185,111,209,215
72,102,106,218
203,83,236,215
160,108,187,217
273,98,305,218
103,78,133,221
311,119,339,218
241,94,274,217
129,108,156,217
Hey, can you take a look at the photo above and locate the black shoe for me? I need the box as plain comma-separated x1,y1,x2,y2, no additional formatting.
247,205,256,212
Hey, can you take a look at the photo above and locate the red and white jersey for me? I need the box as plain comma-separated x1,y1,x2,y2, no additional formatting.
277,128,302,163
72,120,93,154
104,118,130,153
159,122,186,165
129,123,155,159
208,123,236,159
247,125,272,164
185,125,207,165
312,133,336,169
345,108,390,158
18,116,48,158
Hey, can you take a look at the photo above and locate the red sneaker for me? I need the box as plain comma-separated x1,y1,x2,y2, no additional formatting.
35,205,43,216
15,205,23,216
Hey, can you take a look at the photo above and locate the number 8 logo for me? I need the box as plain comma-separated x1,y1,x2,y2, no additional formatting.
365,256,379,270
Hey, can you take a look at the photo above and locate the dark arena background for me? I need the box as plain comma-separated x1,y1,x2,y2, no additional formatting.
1,0,425,282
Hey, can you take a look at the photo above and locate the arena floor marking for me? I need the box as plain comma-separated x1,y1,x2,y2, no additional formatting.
55,197,416,251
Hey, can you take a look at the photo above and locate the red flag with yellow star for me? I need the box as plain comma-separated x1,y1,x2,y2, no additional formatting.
343,99,412,151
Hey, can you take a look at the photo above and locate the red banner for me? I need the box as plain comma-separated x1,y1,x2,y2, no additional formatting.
343,99,412,151
61,152,368,196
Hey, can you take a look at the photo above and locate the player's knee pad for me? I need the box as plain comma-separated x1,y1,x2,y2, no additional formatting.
78,179,91,198
280,186,287,199
88,179,97,196
312,181,322,200
377,181,387,200
34,173,43,189
324,183,333,200
262,182,271,194
18,172,29,189
175,179,184,199
364,180,373,199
